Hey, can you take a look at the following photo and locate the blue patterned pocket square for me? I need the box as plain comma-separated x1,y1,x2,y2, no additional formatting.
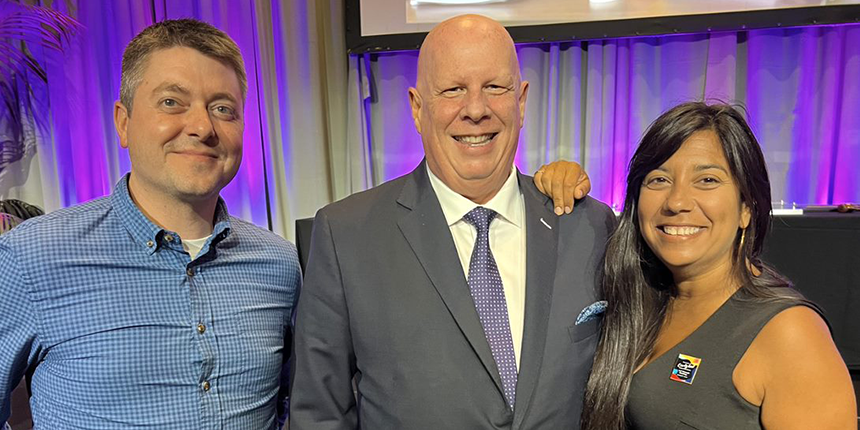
575,300,607,325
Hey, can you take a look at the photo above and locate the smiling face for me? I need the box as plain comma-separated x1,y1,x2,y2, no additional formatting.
409,15,528,204
637,130,751,280
114,46,244,208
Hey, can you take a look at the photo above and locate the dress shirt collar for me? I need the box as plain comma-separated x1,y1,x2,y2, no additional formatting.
110,174,232,255
426,164,523,228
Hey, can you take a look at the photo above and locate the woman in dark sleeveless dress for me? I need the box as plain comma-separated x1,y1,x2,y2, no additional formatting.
539,102,855,429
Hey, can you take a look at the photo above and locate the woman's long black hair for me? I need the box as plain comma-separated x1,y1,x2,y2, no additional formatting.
580,102,803,430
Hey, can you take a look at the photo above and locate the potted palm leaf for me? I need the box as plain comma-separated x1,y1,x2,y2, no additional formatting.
0,0,80,176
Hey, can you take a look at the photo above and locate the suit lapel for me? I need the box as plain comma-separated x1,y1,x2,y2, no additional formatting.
395,162,506,399
513,171,558,428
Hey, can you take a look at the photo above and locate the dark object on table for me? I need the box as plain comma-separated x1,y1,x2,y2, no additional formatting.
803,203,859,213
0,199,44,220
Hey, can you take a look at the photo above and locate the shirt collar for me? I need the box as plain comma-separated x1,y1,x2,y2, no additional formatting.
426,164,523,228
110,174,232,255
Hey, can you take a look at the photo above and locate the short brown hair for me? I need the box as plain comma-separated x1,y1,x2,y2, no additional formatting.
119,19,247,114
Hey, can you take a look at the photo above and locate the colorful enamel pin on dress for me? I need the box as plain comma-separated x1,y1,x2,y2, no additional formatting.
670,354,702,384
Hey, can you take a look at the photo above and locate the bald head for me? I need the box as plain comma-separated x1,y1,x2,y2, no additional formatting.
416,15,520,92
408,14,529,204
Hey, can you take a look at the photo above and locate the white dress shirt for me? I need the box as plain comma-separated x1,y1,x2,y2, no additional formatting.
427,165,527,370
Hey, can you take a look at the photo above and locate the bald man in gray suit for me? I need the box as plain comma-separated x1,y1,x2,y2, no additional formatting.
290,14,616,430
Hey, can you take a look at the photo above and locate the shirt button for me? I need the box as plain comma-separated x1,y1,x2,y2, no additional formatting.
197,323,206,334
165,234,174,242
146,240,154,248
186,268,195,277
202,381,210,391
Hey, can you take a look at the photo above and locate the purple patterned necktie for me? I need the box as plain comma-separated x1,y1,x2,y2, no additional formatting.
463,206,517,408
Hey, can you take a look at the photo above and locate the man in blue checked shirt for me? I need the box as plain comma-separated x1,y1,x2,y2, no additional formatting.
0,19,300,429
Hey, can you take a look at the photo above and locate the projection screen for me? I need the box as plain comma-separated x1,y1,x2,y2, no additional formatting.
346,0,860,53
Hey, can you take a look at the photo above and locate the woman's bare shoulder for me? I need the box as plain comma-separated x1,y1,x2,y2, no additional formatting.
744,305,856,429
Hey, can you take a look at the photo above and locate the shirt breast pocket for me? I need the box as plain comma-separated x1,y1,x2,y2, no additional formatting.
568,318,600,343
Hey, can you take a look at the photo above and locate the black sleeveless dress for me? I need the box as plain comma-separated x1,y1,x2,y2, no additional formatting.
626,289,817,430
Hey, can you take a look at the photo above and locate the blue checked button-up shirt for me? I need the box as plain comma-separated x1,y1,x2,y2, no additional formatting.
0,176,300,429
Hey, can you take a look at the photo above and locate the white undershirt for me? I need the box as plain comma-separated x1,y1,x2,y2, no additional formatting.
182,235,211,260
427,165,527,370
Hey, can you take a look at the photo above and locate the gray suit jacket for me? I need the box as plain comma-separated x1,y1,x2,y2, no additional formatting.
290,162,616,430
